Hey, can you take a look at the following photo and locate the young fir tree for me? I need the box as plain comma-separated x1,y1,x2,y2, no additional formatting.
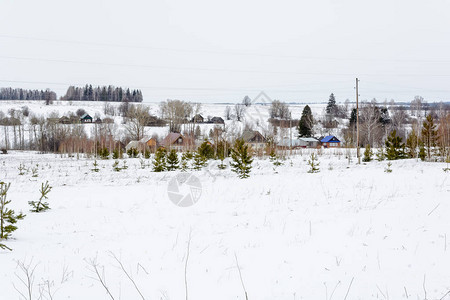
297,105,313,137
385,130,406,160
29,181,52,213
166,149,180,171
406,129,419,158
152,148,167,172
421,114,439,160
362,144,373,162
230,139,253,179
307,153,320,173
1,182,25,251
180,151,193,171
192,151,208,170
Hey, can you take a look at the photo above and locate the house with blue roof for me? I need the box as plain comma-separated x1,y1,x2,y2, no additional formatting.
320,135,341,148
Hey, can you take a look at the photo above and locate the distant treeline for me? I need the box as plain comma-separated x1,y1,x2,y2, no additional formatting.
61,85,143,102
0,88,57,101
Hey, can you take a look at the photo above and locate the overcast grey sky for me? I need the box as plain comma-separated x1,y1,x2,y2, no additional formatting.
1,0,450,103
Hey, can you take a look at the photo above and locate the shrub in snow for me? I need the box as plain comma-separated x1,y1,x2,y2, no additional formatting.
230,139,253,179
29,181,52,213
0,182,25,251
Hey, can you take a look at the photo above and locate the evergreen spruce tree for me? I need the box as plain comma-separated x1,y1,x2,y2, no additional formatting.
326,93,337,115
385,130,406,160
421,115,439,160
152,148,167,172
29,181,52,213
166,149,180,171
0,182,25,251
297,105,314,137
406,129,419,158
362,144,373,162
307,153,320,173
230,139,253,178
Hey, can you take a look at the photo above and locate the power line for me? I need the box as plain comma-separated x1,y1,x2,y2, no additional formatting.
2,55,450,77
1,34,450,64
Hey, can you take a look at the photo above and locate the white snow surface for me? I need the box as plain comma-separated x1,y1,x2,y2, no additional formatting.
0,151,449,299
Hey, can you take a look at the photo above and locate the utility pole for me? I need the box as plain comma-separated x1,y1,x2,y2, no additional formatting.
356,78,360,164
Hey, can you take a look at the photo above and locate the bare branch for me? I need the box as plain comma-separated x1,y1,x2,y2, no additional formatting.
234,253,248,300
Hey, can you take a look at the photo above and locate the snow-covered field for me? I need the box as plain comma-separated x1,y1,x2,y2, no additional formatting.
0,151,449,299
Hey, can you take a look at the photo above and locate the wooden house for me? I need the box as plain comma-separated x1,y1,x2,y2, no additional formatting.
80,113,93,123
161,132,185,151
320,135,341,148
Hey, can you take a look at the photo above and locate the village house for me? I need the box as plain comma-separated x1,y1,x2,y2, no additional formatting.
320,135,341,148
210,116,225,124
139,136,158,152
241,130,266,150
191,114,204,123
80,113,93,123
161,132,186,151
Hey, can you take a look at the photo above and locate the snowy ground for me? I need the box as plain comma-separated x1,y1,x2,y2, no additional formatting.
0,151,449,299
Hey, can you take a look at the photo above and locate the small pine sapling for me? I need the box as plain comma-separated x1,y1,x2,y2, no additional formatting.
376,147,385,161
31,164,39,177
29,181,52,212
121,160,128,170
127,147,138,158
166,149,180,171
269,149,283,167
112,160,121,172
152,148,167,172
192,152,207,170
307,153,320,173
230,139,253,179
1,182,25,251
112,149,121,159
418,141,426,161
384,162,393,173
144,150,151,159
18,163,26,175
180,151,193,171
362,144,373,162
91,160,100,172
